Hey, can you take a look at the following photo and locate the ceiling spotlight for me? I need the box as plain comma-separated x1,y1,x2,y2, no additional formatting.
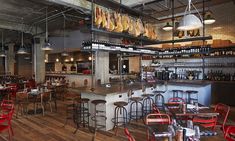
162,22,173,31
204,14,215,25
56,58,59,62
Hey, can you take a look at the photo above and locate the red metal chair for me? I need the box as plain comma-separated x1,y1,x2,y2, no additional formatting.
124,128,136,141
152,103,160,114
0,101,14,141
145,113,171,141
168,97,185,104
224,126,235,141
193,115,218,130
6,83,18,100
215,103,230,131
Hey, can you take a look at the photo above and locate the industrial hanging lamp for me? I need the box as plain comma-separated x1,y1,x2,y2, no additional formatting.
204,14,215,24
42,8,53,51
17,27,28,54
0,31,6,57
61,15,69,57
162,22,173,31
177,0,202,31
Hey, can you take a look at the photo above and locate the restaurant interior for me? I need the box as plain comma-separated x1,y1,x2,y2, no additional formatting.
0,0,235,141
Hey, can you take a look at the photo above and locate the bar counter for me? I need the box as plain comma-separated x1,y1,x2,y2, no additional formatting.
70,80,212,131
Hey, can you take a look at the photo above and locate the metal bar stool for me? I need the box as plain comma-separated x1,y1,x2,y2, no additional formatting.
73,98,90,134
142,93,154,116
112,101,128,135
91,99,107,141
172,90,184,99
129,97,143,122
154,93,165,111
185,90,198,103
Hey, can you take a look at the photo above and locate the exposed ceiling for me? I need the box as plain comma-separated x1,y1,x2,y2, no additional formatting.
0,0,234,45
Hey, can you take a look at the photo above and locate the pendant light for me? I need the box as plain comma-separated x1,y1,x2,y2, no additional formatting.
42,8,53,51
61,15,69,57
17,28,28,54
204,14,215,24
0,31,6,57
162,22,173,31
177,0,202,31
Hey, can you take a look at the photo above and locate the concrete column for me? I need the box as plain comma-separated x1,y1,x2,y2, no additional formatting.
95,51,109,84
33,37,45,83
6,43,15,75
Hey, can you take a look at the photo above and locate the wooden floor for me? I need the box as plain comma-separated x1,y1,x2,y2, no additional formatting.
1,100,229,141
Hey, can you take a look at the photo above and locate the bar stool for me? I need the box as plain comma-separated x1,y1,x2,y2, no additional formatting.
74,98,90,134
91,99,107,141
172,90,184,99
142,93,154,116
129,96,143,122
154,93,165,111
185,90,198,103
112,101,128,135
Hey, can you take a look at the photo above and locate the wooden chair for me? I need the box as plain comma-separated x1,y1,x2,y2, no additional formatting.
35,91,52,116
15,92,29,118
145,113,171,141
215,103,230,131
124,128,136,141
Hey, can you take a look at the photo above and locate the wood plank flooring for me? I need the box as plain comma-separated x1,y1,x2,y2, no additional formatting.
0,99,229,141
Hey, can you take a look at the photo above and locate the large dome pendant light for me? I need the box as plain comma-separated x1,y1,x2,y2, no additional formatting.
61,15,69,57
177,0,203,31
0,31,6,57
42,8,53,51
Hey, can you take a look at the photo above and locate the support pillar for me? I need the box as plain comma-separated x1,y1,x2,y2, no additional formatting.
6,43,15,75
33,37,45,83
95,51,109,84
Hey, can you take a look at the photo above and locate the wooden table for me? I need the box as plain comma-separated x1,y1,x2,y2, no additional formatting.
165,103,219,125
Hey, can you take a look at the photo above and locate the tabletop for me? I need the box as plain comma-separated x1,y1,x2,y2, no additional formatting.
165,103,219,117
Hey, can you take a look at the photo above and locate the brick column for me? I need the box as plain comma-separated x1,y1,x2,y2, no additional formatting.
6,43,15,75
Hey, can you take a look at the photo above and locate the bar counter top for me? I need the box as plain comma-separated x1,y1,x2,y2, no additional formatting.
70,80,211,96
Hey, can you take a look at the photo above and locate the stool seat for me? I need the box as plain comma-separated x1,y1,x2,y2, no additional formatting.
91,100,106,105
81,98,90,102
153,90,165,93
114,101,128,107
185,90,198,94
142,94,154,97
172,90,184,93
129,97,143,102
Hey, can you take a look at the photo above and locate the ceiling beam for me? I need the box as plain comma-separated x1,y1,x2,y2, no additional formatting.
0,20,42,35
45,0,91,13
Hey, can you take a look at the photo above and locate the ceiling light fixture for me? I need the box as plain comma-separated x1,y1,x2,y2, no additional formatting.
204,14,215,24
0,31,6,57
42,8,53,51
17,25,28,54
61,15,69,57
162,22,173,31
177,0,202,31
